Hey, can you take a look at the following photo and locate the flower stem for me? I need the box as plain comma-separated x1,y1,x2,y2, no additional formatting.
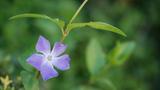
61,0,88,42
69,0,88,24
35,71,40,79
61,33,67,42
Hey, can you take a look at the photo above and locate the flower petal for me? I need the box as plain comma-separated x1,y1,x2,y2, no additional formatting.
27,54,44,71
40,61,58,81
52,42,67,57
53,54,70,71
36,36,51,54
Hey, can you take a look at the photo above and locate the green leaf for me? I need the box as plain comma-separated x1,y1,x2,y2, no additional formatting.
9,13,65,29
67,22,126,37
95,78,116,90
108,42,136,65
21,71,39,90
18,48,34,72
86,39,106,75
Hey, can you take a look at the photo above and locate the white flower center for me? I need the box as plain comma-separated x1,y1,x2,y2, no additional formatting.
47,55,52,61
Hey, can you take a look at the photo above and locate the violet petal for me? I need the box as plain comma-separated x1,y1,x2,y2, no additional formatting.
53,54,70,71
51,42,67,57
40,61,58,81
36,36,51,54
27,54,44,71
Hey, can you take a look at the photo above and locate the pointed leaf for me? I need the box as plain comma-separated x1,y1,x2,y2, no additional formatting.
21,71,39,90
108,42,136,65
86,39,106,75
68,22,126,37
10,13,65,29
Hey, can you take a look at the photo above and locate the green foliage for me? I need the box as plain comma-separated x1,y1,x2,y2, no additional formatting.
21,71,39,90
95,78,116,90
108,42,136,66
9,14,126,38
68,22,126,37
18,49,34,72
0,0,159,89
9,13,65,29
86,39,106,75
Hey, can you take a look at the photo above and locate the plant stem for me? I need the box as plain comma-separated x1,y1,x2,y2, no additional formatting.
61,0,88,42
68,0,88,24
61,33,67,42
35,71,40,79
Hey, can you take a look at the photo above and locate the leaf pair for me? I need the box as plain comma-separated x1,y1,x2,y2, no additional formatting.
86,39,135,76
85,39,135,89
10,13,126,37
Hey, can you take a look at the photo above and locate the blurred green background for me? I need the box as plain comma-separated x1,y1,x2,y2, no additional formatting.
0,0,159,90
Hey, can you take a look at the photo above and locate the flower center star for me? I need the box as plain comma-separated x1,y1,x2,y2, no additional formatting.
47,55,52,61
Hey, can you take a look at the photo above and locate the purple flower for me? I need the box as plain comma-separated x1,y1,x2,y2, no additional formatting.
27,36,70,81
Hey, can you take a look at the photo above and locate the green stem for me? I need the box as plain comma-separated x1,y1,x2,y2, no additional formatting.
35,71,40,79
61,32,67,42
68,0,88,24
61,0,88,42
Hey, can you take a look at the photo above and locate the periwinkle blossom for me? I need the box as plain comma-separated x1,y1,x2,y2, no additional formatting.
27,36,70,81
